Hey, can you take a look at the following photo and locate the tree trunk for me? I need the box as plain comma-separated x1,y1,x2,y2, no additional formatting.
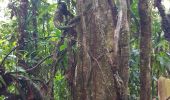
31,0,38,50
17,0,29,69
138,0,151,99
74,0,124,99
118,0,130,99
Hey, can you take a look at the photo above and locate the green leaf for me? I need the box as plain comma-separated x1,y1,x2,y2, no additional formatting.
156,56,165,65
7,55,16,60
0,49,2,54
60,43,67,51
14,67,26,72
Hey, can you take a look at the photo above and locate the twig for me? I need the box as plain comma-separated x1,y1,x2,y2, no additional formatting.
0,46,18,67
56,24,76,30
26,54,53,72
0,36,58,68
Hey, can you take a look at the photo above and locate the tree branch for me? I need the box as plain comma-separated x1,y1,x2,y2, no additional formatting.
0,46,18,67
26,54,53,72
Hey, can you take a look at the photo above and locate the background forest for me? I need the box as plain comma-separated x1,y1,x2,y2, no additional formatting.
0,0,170,100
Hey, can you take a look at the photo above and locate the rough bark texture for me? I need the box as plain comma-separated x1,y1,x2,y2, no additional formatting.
74,0,120,100
17,0,29,69
31,0,38,49
138,0,151,99
118,0,130,99
66,27,77,100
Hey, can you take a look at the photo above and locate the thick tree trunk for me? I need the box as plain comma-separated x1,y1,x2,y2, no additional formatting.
74,0,123,99
118,0,130,99
138,0,151,99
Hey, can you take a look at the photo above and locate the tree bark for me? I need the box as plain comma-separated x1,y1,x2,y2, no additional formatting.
118,0,130,99
138,0,151,99
17,0,29,69
31,0,38,50
74,0,122,99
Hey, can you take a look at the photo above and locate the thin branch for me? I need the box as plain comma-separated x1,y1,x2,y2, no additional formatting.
26,54,53,72
56,24,76,30
46,49,67,85
24,36,59,43
0,36,58,67
0,46,18,67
